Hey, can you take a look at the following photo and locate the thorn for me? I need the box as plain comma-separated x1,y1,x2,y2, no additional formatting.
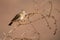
47,25,51,29
53,28,57,35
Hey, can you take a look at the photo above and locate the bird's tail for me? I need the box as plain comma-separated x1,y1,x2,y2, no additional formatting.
9,21,13,26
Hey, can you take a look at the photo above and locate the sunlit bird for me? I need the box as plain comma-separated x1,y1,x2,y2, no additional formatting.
8,11,26,26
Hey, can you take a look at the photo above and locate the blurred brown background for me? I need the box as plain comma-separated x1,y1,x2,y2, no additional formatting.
0,0,60,40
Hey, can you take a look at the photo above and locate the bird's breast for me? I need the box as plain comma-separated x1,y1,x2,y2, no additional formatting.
20,15,25,20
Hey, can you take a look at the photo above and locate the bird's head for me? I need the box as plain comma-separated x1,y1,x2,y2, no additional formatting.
19,10,27,20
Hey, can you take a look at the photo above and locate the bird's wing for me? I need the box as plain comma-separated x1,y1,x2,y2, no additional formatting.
11,14,20,21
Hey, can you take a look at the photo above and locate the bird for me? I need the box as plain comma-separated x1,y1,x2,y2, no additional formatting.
8,10,26,26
